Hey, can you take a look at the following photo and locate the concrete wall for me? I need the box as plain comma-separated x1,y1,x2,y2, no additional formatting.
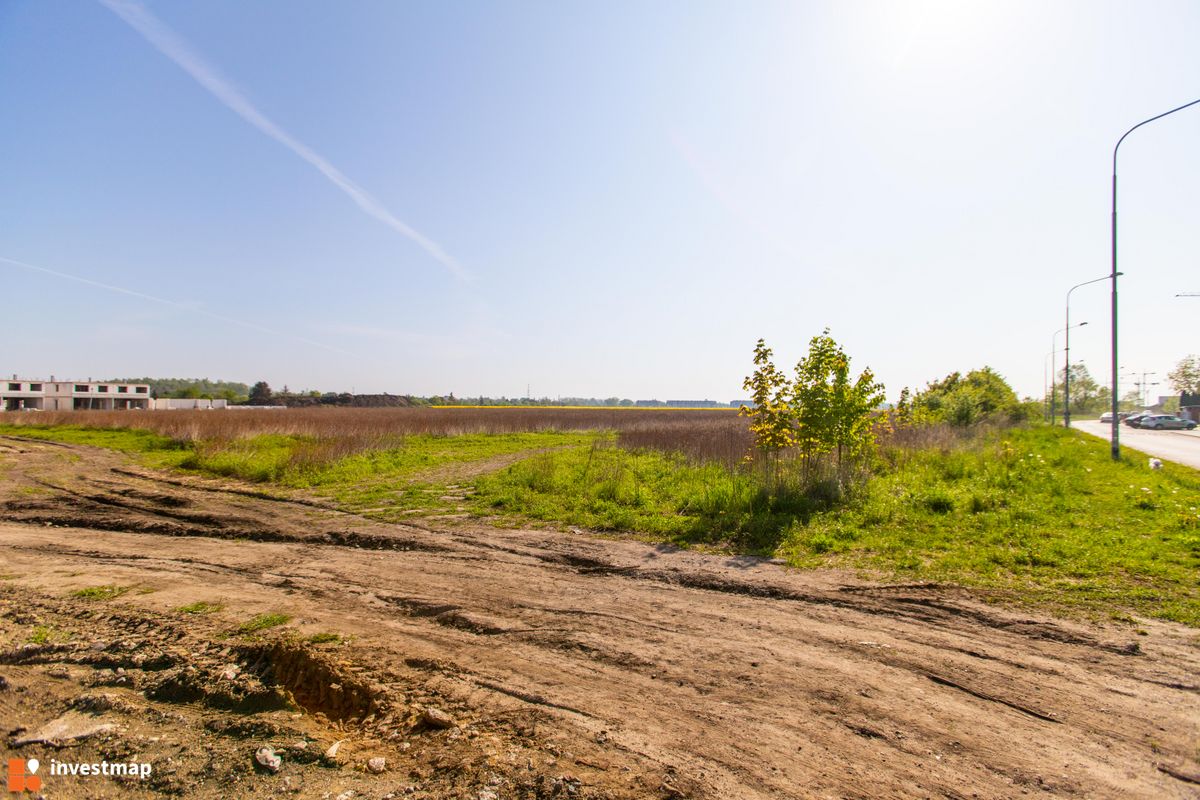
151,398,228,410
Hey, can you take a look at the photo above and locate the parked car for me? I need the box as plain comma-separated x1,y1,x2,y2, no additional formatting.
1099,411,1113,423
1139,415,1198,430
1124,412,1151,428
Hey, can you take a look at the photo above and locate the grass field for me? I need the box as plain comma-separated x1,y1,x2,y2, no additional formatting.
2,409,1198,624
0,406,740,440
471,443,810,549
787,427,1200,624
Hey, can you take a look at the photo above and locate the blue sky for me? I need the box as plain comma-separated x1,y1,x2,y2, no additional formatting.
2,0,1197,401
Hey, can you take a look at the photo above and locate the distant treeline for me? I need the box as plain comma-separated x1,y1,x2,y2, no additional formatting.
109,378,251,402
274,392,424,408
427,396,743,408
106,379,741,409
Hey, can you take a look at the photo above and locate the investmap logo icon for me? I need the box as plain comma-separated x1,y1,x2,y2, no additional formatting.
6,758,41,793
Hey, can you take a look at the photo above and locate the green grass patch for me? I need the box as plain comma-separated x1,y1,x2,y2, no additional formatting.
471,443,827,552
306,431,600,518
178,434,298,482
171,431,598,488
302,432,596,487
0,423,183,454
0,423,598,518
0,423,192,469
305,632,343,645
72,584,132,601
235,612,292,635
28,625,70,644
176,601,224,615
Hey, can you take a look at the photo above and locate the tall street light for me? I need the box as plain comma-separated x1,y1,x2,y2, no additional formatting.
1052,321,1087,425
1110,97,1200,459
1065,273,1116,427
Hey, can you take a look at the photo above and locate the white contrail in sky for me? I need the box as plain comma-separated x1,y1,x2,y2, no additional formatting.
0,255,357,357
98,0,469,282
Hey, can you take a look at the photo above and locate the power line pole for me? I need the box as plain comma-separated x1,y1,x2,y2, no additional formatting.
1124,371,1159,408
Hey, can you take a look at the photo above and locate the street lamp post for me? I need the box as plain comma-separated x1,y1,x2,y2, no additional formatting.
1052,322,1087,425
1110,97,1200,459
1065,274,1114,427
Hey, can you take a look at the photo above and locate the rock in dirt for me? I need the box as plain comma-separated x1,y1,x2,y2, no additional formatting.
422,706,455,729
255,746,282,773
12,711,116,746
0,675,8,691
367,757,386,774
325,739,345,760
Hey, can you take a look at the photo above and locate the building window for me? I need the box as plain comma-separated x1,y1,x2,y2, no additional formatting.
7,383,20,391
98,385,109,393
75,385,89,392
135,387,148,394
118,386,128,393
30,384,42,391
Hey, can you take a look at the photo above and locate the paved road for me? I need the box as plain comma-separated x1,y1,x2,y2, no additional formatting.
1074,419,1200,470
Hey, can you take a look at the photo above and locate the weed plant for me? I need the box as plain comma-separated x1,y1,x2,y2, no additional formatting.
176,601,224,614
235,613,292,634
71,585,132,601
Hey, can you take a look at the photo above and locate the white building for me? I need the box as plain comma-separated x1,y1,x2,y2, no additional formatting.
1,376,152,412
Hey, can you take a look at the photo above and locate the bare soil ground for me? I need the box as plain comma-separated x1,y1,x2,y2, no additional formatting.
1,435,1199,799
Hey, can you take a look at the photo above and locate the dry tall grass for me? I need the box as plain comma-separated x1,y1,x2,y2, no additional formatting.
1,407,741,442
616,416,753,470
1,407,977,480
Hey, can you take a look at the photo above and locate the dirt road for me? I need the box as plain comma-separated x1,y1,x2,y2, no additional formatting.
2,436,1199,799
